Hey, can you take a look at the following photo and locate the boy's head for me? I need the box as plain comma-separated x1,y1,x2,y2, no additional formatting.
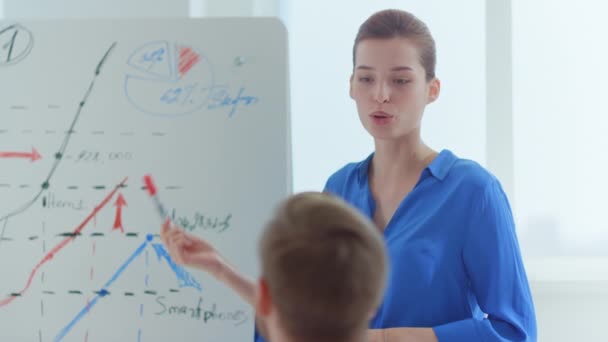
256,192,388,342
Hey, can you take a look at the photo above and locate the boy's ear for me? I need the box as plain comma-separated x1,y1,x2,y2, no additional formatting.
349,74,355,99
255,278,273,317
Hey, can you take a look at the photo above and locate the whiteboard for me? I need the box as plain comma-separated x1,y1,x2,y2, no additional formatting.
0,18,290,342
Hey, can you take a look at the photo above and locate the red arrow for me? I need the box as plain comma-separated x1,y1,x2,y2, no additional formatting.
112,193,127,233
0,147,41,161
0,176,128,308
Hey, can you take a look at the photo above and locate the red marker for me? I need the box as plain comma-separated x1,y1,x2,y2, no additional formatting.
143,174,170,222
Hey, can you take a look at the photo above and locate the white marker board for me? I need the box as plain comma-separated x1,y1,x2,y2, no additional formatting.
0,18,290,342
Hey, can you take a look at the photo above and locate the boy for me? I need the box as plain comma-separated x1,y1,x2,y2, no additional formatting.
161,192,388,342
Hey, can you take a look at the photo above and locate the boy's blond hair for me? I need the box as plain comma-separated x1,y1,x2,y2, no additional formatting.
260,192,388,342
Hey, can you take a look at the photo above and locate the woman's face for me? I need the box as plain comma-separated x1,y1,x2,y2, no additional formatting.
350,38,439,142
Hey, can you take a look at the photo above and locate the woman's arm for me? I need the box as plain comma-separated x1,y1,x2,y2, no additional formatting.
433,178,537,341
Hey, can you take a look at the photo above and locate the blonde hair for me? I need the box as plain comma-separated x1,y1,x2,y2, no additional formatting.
260,192,388,342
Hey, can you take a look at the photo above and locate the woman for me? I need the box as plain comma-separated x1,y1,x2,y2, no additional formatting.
162,9,537,342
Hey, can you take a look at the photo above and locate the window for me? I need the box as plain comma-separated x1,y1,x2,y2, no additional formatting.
513,1,608,261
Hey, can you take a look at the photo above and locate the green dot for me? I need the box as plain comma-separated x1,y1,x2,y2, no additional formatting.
41,182,49,190
55,152,62,159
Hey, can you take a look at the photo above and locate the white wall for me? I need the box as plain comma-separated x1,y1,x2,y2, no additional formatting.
512,0,608,258
285,0,486,192
532,281,608,342
486,0,514,198
1,0,281,18
3,0,189,17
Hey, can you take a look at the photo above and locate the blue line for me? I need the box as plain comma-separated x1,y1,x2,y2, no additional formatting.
53,296,101,342
140,303,143,317
145,249,149,286
103,241,148,289
138,328,142,342
151,243,202,291
54,240,149,341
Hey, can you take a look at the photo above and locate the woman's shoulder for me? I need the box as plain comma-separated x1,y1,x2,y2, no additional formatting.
440,151,512,214
327,161,361,180
444,151,499,191
324,154,373,193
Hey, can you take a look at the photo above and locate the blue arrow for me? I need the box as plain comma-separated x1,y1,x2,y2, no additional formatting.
151,242,202,291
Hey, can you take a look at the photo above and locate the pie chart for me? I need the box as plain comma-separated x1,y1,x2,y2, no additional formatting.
124,41,215,117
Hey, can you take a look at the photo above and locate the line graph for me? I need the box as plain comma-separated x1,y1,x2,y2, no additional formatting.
0,177,128,308
0,42,117,247
0,19,280,342
54,235,201,341
1,174,208,341
0,38,209,341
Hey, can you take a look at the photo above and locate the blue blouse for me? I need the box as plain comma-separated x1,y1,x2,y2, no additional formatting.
255,149,536,341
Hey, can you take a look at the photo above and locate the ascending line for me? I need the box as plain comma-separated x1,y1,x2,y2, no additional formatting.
0,42,117,247
54,238,149,342
0,177,128,308
54,236,202,341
